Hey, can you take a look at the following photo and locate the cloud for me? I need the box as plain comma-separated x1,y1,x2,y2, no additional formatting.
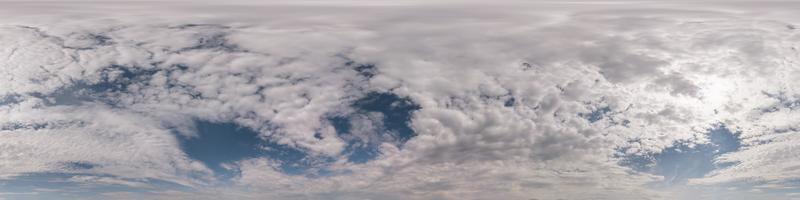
1,1,800,199
0,103,211,186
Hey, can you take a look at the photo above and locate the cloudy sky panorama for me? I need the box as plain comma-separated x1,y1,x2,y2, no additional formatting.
1,0,800,199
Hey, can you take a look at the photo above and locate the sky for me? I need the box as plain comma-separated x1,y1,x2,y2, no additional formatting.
0,0,800,199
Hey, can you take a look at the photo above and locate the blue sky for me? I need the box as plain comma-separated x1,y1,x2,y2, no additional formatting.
2,1,800,199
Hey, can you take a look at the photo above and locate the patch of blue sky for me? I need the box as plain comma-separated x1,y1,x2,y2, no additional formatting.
15,66,421,179
180,121,315,178
180,121,263,178
504,97,515,107
349,92,420,144
20,65,160,107
330,92,421,164
580,106,611,123
621,124,742,186
29,63,203,107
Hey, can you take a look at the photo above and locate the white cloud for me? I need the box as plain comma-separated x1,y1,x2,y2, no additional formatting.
0,1,800,199
0,103,211,186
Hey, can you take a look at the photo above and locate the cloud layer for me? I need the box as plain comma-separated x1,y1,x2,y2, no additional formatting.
1,1,800,199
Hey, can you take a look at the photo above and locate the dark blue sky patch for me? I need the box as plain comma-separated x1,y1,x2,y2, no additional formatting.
342,139,382,164
619,124,742,185
352,92,421,143
89,65,160,93
23,65,160,107
331,92,421,163
179,121,324,178
328,115,371,163
329,116,351,135
181,121,264,177
340,57,377,80
352,63,377,79
328,115,380,163
25,64,202,107
260,141,326,175
580,106,611,123
504,97,516,107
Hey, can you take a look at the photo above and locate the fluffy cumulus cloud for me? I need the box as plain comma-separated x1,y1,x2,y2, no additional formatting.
1,1,800,199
